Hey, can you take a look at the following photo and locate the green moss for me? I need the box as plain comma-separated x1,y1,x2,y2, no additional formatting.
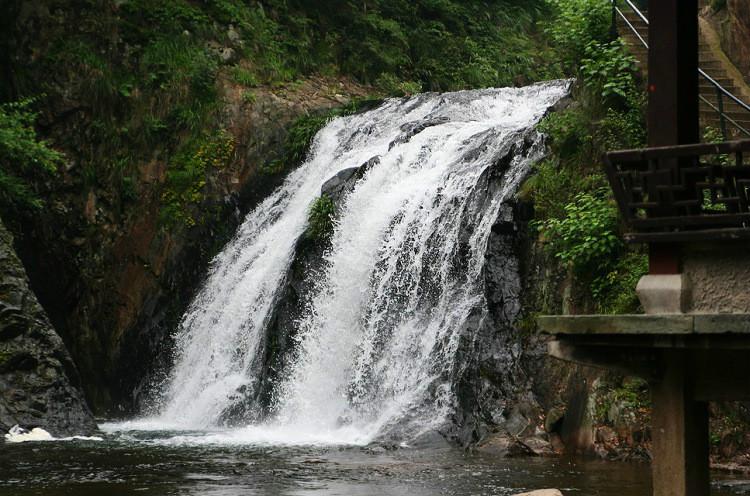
592,374,650,425
306,194,336,240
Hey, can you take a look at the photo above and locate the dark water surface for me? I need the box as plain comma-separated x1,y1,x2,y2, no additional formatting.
1,430,748,496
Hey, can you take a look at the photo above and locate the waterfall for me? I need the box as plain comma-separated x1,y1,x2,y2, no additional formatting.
151,81,570,445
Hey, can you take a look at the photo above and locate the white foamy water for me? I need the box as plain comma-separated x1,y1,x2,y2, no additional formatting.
117,81,570,446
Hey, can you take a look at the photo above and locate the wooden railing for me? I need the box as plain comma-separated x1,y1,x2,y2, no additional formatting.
604,140,750,242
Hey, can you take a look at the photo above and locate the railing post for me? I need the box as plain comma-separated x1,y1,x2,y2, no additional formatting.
716,87,728,140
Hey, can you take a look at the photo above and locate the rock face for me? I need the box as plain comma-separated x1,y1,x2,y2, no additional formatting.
0,218,96,436
722,0,750,82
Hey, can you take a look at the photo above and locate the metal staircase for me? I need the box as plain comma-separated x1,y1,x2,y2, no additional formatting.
612,0,750,138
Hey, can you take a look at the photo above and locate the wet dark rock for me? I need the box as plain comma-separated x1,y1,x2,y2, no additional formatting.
321,156,380,203
0,218,96,436
448,129,542,446
388,117,450,150
219,155,383,423
476,432,552,457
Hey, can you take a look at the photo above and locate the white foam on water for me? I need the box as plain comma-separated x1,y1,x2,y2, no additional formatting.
4,425,103,443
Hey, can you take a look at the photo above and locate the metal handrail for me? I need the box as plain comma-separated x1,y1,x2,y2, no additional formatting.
611,0,750,138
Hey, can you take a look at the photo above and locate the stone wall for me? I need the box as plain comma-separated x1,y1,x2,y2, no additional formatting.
684,241,750,314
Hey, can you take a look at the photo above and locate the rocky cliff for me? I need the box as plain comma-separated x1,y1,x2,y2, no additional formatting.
714,0,750,83
0,218,96,436
16,78,370,415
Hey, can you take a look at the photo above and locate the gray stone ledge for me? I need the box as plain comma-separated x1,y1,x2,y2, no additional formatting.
538,314,750,336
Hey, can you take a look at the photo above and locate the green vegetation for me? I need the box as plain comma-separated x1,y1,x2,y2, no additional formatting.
527,0,648,314
232,67,260,88
545,0,611,70
0,99,63,217
307,194,336,240
593,374,650,426
538,188,621,275
710,0,727,12
581,40,639,103
245,0,561,91
4,0,562,235
161,130,235,227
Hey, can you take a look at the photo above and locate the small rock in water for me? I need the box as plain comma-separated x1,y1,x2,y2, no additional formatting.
5,425,54,443
512,490,563,496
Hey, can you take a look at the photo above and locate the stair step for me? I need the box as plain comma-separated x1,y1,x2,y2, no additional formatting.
700,101,750,113
699,61,725,70
699,78,735,88
616,11,750,117
701,69,729,79
700,109,750,119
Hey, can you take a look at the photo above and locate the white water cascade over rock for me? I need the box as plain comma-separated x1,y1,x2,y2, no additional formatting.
152,81,570,445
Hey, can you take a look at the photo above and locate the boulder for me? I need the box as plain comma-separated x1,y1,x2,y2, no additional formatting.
321,156,380,203
0,218,96,436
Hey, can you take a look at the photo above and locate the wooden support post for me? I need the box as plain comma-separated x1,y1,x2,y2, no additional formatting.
646,0,698,275
651,351,709,496
647,0,699,147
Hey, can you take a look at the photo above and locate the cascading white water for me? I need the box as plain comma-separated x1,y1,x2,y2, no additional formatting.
147,81,570,445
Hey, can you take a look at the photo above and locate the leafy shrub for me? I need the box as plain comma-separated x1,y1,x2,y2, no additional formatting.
591,250,648,313
545,0,611,69
538,187,622,274
307,194,336,240
523,159,577,221
580,40,639,105
538,108,593,160
595,106,646,151
0,99,63,214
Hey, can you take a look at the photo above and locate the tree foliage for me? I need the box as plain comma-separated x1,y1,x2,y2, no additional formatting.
0,99,62,216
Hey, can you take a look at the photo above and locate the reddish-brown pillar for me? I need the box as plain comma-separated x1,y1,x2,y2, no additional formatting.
645,3,709,496
646,0,699,275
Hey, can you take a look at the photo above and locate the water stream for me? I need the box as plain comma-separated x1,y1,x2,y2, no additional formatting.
147,81,570,444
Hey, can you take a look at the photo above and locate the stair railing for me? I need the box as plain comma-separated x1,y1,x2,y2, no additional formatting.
611,0,750,138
